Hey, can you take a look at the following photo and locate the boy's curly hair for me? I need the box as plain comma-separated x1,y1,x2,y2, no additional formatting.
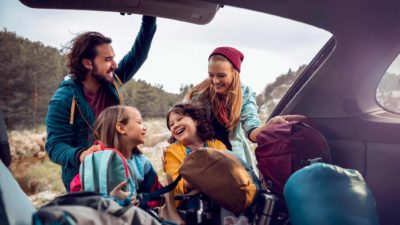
166,103,215,144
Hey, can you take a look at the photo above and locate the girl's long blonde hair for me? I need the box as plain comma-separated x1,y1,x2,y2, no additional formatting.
94,105,141,154
185,55,242,131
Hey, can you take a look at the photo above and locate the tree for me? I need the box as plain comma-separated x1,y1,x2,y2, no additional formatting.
0,29,66,129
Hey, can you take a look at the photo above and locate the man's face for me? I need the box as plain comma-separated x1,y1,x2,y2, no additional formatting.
91,44,117,84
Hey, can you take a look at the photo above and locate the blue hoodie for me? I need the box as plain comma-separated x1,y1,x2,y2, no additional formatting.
45,16,157,191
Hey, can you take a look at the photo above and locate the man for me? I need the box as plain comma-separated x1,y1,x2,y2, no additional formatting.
45,16,157,191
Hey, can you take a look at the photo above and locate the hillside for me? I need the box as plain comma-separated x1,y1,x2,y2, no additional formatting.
376,71,400,112
0,29,184,129
256,65,400,120
256,65,306,120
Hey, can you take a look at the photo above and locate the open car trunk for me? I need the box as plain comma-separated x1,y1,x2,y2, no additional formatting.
20,0,220,25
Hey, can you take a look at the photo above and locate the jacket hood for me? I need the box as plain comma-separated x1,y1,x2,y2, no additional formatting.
60,75,80,88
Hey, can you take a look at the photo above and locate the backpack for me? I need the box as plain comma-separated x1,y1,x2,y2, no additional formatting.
255,120,331,198
178,149,259,214
284,163,380,225
70,141,136,202
32,192,162,225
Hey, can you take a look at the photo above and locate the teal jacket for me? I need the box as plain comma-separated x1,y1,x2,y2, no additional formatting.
45,16,157,191
229,84,261,169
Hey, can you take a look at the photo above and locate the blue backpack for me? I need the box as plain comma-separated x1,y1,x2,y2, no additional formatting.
78,141,136,203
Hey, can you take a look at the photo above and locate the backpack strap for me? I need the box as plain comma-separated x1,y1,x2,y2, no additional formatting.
112,77,124,105
93,140,106,150
82,153,96,191
73,99,96,134
98,150,114,195
185,142,208,155
137,175,182,209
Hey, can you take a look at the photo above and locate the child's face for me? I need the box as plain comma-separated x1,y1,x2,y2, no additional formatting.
121,108,146,146
168,111,199,145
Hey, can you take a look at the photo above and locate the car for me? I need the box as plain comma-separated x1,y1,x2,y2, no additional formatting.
3,0,400,224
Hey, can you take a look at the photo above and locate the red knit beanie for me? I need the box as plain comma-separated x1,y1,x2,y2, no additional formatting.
209,47,244,72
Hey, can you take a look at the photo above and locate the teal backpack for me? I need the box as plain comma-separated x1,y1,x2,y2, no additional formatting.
79,141,136,204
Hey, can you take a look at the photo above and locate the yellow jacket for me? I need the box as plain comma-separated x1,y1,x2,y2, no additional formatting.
163,139,226,206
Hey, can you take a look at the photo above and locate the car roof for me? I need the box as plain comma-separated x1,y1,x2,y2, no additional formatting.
212,0,400,32
19,0,220,25
20,0,400,35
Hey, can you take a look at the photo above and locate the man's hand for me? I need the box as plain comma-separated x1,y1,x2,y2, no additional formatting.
79,144,100,162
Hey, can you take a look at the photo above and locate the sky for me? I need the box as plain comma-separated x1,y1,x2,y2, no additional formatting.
0,0,331,94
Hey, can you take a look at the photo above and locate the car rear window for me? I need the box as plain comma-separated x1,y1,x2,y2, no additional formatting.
376,55,400,114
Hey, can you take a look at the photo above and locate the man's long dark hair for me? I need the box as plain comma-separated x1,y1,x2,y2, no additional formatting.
65,32,112,82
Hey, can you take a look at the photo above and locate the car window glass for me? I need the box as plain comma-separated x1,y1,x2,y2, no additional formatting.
376,56,400,113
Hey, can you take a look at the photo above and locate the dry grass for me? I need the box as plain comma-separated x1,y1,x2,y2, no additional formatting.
8,128,62,207
142,118,170,147
141,118,170,183
8,130,47,160
10,158,64,194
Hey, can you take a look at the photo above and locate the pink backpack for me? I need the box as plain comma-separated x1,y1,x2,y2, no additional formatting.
255,120,331,198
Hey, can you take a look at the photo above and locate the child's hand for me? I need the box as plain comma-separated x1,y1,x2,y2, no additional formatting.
110,180,130,200
130,196,140,206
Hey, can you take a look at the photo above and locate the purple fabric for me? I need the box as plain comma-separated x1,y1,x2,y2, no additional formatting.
255,120,331,198
83,88,115,119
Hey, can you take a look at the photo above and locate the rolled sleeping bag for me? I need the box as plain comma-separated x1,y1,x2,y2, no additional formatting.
284,163,380,225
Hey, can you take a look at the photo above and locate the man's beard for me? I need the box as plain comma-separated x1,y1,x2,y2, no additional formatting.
92,63,113,85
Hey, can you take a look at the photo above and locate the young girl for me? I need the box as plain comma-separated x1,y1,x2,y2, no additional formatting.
163,103,226,204
71,105,162,206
